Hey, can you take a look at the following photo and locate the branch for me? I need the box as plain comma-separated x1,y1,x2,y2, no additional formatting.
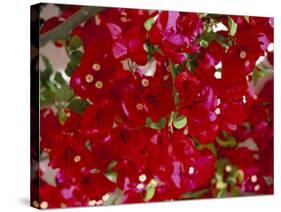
40,6,104,47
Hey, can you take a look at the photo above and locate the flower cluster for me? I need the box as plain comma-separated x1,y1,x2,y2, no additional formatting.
37,5,274,209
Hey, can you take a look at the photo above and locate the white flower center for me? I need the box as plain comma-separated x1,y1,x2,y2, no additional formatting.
40,201,48,209
74,155,81,163
215,108,221,115
92,63,101,71
85,74,94,83
139,174,147,182
188,166,195,175
251,175,258,183
141,79,149,87
136,183,145,190
240,51,247,59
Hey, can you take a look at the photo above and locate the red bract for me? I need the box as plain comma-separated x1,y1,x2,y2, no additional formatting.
79,21,113,54
232,16,273,50
100,8,152,31
218,80,253,132
107,127,148,161
176,70,200,106
80,100,116,135
221,46,257,84
40,108,61,140
177,13,203,41
72,170,116,202
108,24,148,65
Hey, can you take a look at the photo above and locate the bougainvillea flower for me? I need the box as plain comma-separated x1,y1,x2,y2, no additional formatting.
39,181,69,209
176,70,201,106
107,24,148,65
187,90,219,143
37,5,274,208
121,68,174,126
70,52,120,101
107,127,148,161
78,21,113,54
80,100,117,135
71,170,116,202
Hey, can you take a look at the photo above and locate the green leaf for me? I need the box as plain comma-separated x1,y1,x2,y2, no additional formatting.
185,54,199,72
217,188,227,198
65,50,83,77
104,160,118,183
200,39,209,48
228,17,238,36
103,188,123,205
213,33,232,47
58,109,68,125
69,35,82,50
173,115,187,129
144,179,157,202
65,61,76,77
263,176,273,186
67,99,89,113
146,117,166,129
41,55,53,72
144,16,157,31
199,31,214,43
181,188,209,199
216,159,229,175
40,55,53,86
231,186,240,196
168,111,177,127
71,50,83,63
40,89,56,107
55,84,73,102
252,67,272,85
216,131,237,148
234,169,244,184
54,72,65,85
108,160,117,171
104,171,117,183
197,143,217,156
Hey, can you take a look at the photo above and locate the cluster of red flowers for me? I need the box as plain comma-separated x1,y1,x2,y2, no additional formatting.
37,6,273,209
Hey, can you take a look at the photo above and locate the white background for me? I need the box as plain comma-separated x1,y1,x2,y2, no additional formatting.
0,0,280,211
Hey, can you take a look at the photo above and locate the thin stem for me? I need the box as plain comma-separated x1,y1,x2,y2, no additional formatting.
169,60,179,106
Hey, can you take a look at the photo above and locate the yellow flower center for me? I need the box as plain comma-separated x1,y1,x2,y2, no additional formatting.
95,81,103,89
